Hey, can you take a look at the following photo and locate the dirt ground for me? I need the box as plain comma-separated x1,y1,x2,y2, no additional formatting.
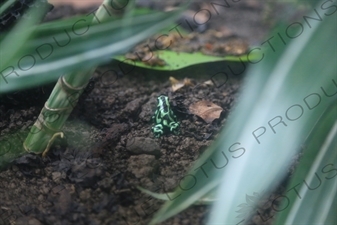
0,1,308,225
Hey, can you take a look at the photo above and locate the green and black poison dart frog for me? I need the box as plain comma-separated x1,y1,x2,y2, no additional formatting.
152,95,180,138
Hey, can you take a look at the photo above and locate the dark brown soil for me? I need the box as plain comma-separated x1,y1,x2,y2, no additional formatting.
0,1,307,225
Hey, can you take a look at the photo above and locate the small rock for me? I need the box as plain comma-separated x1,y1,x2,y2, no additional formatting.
10,182,16,188
51,172,67,183
52,171,62,182
127,155,159,179
79,189,91,201
56,189,72,215
97,177,113,191
51,185,65,194
123,97,147,117
139,98,156,122
65,183,76,194
126,137,161,156
68,161,104,187
28,218,43,225
38,194,44,201
12,165,19,171
41,184,50,194
103,123,130,144
16,217,42,225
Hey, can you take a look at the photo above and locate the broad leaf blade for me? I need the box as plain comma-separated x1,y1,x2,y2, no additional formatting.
208,5,336,224
0,3,49,76
114,50,258,71
274,104,337,225
150,3,337,224
0,0,16,16
0,9,184,94
137,186,217,205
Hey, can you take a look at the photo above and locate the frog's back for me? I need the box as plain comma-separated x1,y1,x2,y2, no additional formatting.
158,95,170,113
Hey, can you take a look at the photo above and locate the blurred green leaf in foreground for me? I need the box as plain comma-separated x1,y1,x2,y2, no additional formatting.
149,0,337,224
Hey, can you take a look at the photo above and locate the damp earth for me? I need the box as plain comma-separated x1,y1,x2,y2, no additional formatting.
0,1,307,225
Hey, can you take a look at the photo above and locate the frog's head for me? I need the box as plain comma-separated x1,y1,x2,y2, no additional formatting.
157,95,169,106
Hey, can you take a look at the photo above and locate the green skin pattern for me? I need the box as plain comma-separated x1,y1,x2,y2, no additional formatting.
152,95,180,137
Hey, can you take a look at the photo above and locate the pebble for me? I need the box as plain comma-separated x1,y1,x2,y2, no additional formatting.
123,97,147,116
52,172,62,182
127,155,159,179
126,137,161,156
80,189,91,201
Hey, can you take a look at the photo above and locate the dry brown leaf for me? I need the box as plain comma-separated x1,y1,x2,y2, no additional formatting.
189,100,223,123
204,80,214,86
169,76,193,92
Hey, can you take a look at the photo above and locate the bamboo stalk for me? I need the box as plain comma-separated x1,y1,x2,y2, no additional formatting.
23,0,127,155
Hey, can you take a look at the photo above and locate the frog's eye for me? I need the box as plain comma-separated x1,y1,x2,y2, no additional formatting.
159,95,167,102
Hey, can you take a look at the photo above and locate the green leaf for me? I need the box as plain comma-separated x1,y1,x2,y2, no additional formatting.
0,8,184,94
0,0,16,16
137,186,217,205
274,104,337,225
114,50,258,71
0,2,50,77
150,2,337,224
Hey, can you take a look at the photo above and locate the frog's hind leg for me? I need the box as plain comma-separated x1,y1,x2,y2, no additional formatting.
152,124,164,137
169,122,180,135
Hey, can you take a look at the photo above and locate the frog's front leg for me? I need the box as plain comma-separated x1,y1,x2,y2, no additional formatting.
151,109,158,122
152,124,164,138
169,121,180,135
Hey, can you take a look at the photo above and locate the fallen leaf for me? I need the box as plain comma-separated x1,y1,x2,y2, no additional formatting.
169,76,193,92
189,100,223,123
203,80,214,86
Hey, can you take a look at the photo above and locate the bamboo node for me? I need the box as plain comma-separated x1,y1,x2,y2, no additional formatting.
61,76,88,92
44,102,71,112
35,109,62,133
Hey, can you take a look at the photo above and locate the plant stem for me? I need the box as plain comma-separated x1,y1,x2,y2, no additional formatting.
23,0,125,155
